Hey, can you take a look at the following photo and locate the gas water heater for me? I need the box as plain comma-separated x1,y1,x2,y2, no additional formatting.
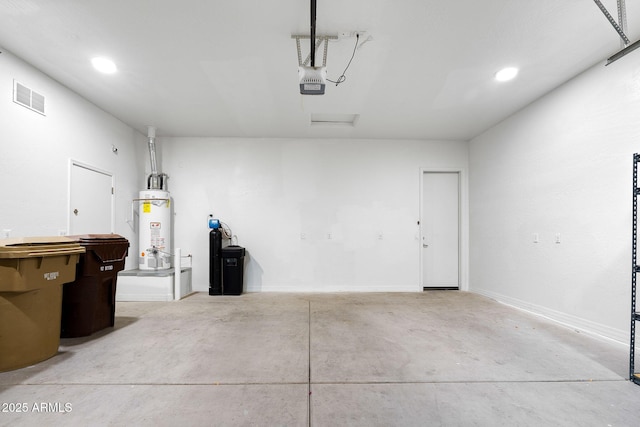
139,189,171,269
139,126,171,270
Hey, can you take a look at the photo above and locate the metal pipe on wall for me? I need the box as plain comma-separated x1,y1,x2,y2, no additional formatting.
147,126,158,177
310,0,316,67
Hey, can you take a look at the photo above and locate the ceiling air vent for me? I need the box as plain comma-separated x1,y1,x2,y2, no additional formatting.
310,113,359,127
13,80,45,115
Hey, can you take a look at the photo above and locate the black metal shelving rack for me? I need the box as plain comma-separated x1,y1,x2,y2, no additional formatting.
632,153,640,385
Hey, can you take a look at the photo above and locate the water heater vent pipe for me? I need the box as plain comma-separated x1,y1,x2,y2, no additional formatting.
146,126,167,190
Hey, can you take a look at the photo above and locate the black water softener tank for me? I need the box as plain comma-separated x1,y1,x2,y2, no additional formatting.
209,229,223,295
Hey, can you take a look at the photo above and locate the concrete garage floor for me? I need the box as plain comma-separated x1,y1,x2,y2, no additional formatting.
1,291,640,426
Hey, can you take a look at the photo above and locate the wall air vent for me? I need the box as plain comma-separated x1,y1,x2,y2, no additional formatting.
13,80,45,115
310,113,359,127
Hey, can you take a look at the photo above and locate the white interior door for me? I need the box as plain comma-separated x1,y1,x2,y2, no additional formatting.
421,171,460,288
69,161,114,235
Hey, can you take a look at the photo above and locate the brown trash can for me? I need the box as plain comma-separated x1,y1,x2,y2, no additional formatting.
61,234,129,338
0,237,84,372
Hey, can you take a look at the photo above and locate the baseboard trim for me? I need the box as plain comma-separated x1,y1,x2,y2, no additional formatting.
245,285,421,293
471,288,628,346
192,284,423,293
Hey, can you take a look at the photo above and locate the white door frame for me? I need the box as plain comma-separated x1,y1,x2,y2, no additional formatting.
67,159,115,234
419,168,468,291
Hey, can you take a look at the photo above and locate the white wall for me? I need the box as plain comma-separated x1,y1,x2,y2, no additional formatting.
0,48,145,269
469,54,640,342
160,137,468,292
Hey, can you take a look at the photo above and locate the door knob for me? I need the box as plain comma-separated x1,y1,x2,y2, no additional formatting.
73,209,78,216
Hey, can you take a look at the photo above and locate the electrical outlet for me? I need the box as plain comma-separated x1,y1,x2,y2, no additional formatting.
2,229,11,238
555,233,561,244
59,229,67,236
533,233,539,243
300,233,306,240
378,232,383,240
327,233,332,240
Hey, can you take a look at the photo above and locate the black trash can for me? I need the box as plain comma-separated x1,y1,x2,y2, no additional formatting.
61,234,129,338
221,245,245,295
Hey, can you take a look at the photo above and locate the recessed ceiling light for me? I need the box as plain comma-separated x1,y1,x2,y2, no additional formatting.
91,57,117,74
495,67,518,82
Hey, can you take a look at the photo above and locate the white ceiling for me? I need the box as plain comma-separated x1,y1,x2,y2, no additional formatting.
0,0,638,140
